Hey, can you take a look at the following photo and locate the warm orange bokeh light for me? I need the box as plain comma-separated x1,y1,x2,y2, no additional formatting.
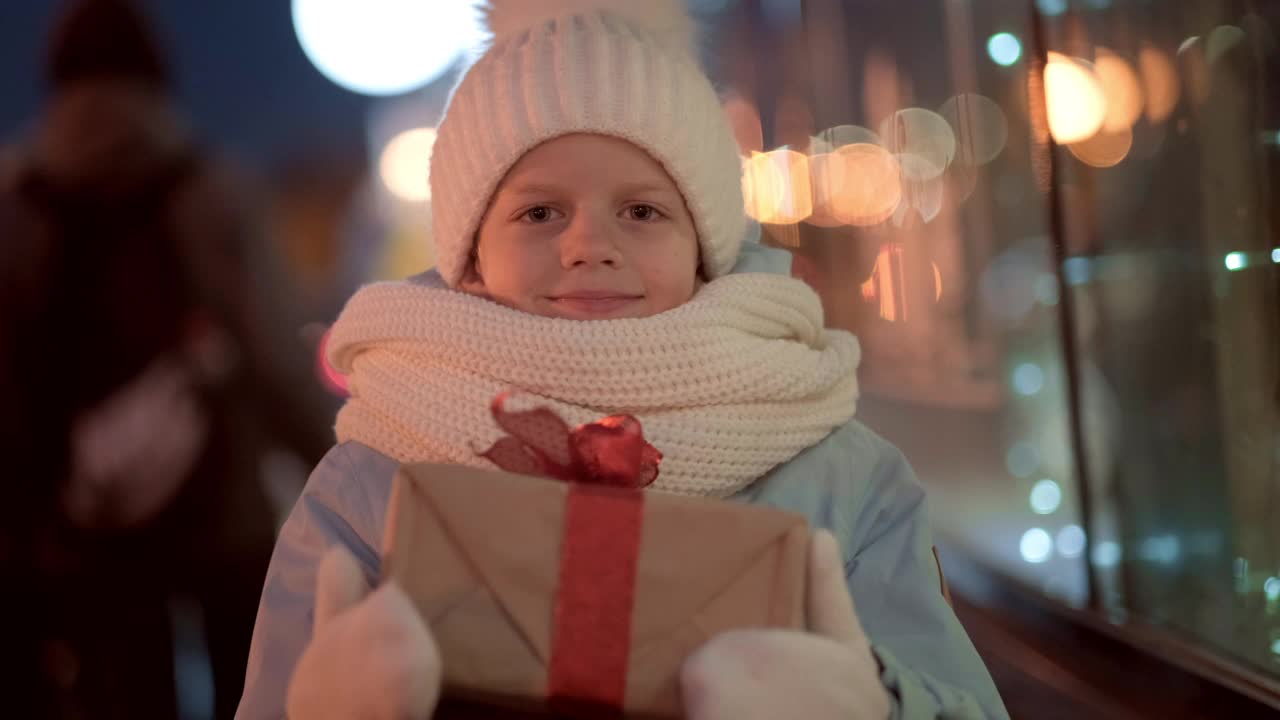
743,150,812,224
1068,127,1134,167
807,152,850,228
1094,49,1144,132
808,143,902,228
1044,53,1107,144
860,244,942,322
811,125,881,155
1138,45,1180,123
379,127,436,201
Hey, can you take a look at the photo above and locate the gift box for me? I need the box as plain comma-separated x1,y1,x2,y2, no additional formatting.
380,462,810,718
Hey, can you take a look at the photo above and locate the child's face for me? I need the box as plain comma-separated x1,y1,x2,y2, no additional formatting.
463,134,700,320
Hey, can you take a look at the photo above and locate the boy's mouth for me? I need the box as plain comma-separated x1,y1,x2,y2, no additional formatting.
547,291,644,317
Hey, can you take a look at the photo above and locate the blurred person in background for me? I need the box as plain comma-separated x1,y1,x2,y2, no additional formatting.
0,0,336,717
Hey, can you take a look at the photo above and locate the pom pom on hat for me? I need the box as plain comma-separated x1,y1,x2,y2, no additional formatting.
482,0,699,57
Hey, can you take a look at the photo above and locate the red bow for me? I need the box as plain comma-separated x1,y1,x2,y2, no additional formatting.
476,392,661,489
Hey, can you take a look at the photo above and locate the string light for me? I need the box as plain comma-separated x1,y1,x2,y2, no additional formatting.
1035,0,1067,16
1265,577,1280,602
1091,541,1122,568
380,128,437,202
1030,479,1062,514
1020,528,1053,563
1057,525,1086,558
1013,362,1046,396
1139,535,1181,565
292,0,475,96
987,33,1022,67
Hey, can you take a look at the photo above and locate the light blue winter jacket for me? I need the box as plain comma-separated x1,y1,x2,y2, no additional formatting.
236,243,1009,720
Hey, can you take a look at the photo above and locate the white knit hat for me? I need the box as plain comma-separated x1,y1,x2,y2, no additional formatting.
427,0,747,287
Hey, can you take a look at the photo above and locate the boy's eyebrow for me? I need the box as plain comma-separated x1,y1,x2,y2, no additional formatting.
502,182,562,197
613,181,679,196
500,180,678,198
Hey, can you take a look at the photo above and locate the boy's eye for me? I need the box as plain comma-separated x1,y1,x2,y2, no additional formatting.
627,204,662,221
521,206,558,223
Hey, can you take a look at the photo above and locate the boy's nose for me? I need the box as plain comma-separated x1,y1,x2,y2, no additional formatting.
559,212,623,268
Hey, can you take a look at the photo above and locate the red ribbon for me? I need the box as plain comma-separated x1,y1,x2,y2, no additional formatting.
476,393,661,716
547,485,643,717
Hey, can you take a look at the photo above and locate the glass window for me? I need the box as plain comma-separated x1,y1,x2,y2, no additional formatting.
720,0,1279,683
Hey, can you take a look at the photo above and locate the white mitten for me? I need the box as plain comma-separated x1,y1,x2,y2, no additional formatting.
679,529,891,720
286,546,443,719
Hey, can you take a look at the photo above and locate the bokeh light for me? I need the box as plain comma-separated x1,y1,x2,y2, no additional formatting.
379,128,437,202
811,125,881,154
1044,53,1107,144
292,0,475,96
1094,49,1145,131
809,144,902,227
1207,25,1245,64
1064,256,1092,285
1139,535,1181,565
861,244,906,323
1035,0,1068,14
1264,577,1280,602
1057,525,1087,558
1030,479,1063,514
893,153,946,225
1020,528,1053,564
946,161,981,207
1013,362,1046,396
316,327,349,396
1225,252,1247,271
743,150,812,224
859,244,942,322
939,93,1009,166
805,153,848,228
1139,46,1180,123
987,32,1022,67
1091,540,1122,568
880,108,957,179
1068,127,1133,168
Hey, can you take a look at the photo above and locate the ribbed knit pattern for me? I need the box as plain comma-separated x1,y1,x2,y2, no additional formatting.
428,9,746,287
327,272,861,498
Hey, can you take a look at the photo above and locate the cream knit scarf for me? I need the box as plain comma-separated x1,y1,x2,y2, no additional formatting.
326,270,861,498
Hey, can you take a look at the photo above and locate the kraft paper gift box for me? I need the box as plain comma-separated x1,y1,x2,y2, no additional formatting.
381,462,810,719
